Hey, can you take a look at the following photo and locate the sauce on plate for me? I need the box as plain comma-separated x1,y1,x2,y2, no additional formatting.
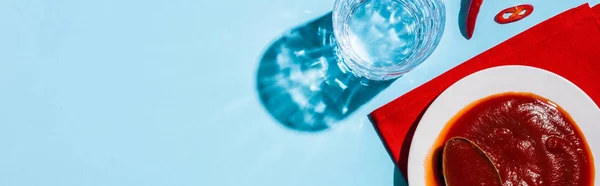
426,92,594,186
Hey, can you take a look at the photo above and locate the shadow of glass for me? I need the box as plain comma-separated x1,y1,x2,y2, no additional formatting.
256,13,394,132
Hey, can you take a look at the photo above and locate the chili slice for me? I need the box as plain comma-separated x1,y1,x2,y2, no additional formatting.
495,4,534,24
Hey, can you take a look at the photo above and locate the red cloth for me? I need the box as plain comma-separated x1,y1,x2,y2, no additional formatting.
369,3,600,180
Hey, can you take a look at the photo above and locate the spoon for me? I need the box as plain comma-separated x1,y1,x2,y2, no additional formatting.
442,137,503,186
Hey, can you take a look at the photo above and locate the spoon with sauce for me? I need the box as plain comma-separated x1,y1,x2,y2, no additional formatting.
443,137,503,186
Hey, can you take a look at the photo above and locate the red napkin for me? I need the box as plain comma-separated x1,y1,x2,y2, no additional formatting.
369,3,600,180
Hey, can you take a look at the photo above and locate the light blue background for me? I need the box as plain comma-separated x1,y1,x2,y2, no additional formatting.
0,0,597,185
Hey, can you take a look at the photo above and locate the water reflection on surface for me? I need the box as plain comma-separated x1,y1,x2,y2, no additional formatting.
256,13,393,132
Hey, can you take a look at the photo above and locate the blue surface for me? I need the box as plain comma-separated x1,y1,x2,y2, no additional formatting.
0,0,598,185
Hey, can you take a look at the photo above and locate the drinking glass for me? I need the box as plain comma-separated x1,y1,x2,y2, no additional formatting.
333,0,446,81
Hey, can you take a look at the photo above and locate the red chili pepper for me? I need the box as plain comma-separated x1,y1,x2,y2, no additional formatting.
466,0,483,39
495,4,534,24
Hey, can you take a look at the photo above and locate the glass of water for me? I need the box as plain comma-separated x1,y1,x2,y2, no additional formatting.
333,0,446,81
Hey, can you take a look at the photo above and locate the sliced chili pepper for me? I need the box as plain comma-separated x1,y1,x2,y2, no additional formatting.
495,4,534,24
466,0,483,39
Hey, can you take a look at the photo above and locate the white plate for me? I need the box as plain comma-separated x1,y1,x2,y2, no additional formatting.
407,65,600,185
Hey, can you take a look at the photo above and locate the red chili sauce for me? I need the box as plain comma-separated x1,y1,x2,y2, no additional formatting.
426,92,594,186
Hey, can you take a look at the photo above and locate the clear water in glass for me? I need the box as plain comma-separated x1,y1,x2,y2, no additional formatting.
333,0,445,80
